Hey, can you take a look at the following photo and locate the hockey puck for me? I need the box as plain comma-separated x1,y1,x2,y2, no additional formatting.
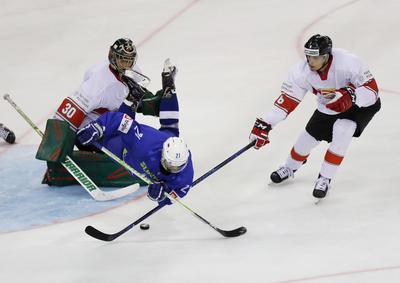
140,223,150,230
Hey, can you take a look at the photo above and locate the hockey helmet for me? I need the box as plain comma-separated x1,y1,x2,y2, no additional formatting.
109,38,137,73
304,34,332,57
161,137,190,173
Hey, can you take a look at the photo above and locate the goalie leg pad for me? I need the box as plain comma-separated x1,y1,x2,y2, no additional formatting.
36,119,76,162
42,150,147,187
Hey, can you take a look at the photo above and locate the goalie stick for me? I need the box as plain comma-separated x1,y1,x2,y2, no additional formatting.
84,141,255,241
3,94,139,201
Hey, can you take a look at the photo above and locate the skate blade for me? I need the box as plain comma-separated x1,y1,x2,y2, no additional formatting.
314,197,324,205
267,179,293,187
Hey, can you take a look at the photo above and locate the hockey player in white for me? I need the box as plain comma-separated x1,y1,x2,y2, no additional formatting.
249,34,381,199
54,38,150,149
40,37,179,187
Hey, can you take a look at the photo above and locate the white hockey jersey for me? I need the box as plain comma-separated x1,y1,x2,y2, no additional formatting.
54,60,146,131
264,48,379,127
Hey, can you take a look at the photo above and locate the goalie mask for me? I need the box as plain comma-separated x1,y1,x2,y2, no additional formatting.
109,38,137,74
161,137,190,173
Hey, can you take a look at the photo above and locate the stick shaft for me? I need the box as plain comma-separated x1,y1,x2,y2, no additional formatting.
3,94,44,137
86,139,253,240
192,140,255,186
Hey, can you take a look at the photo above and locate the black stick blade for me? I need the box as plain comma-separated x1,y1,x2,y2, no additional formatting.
85,225,130,242
216,226,247,238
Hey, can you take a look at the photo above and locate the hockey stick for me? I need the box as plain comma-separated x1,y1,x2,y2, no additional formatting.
192,140,256,186
84,141,253,241
3,94,139,201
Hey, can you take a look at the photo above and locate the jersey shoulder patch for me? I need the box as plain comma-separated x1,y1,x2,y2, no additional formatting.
118,114,133,133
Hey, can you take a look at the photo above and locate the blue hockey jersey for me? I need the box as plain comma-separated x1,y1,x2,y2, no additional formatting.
96,111,194,198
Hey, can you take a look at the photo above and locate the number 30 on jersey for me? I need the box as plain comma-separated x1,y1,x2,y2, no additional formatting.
56,97,86,130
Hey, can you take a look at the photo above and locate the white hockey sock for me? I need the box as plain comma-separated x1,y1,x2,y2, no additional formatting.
285,130,320,171
320,119,357,179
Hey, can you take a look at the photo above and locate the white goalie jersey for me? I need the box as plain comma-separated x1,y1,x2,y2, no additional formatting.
264,48,379,127
54,60,146,131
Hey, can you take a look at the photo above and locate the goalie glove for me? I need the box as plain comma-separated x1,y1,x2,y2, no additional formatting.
161,58,177,98
249,118,272,149
121,70,147,111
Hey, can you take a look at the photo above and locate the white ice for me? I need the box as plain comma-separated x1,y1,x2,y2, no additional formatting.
1,0,400,282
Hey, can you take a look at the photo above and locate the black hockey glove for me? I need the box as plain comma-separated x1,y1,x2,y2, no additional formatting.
161,58,177,98
121,73,147,111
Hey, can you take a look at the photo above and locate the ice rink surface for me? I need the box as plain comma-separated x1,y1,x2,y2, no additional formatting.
1,0,400,282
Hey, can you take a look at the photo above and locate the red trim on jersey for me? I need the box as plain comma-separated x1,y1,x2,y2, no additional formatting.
93,108,109,115
56,97,86,129
67,97,87,115
324,150,344,165
274,93,300,114
362,78,379,98
364,79,378,92
317,55,333,81
286,93,301,103
290,147,309,162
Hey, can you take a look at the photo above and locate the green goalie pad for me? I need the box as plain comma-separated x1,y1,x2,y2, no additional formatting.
42,150,148,187
137,89,164,116
36,119,75,162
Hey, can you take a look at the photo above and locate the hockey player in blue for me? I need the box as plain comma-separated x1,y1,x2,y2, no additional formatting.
77,60,194,206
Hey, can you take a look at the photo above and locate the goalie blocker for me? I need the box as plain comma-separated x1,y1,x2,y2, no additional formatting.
36,119,146,187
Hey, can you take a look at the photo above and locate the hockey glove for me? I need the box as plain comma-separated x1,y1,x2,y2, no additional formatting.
121,72,147,111
249,118,272,149
76,122,104,146
161,58,177,98
147,182,173,206
326,87,356,113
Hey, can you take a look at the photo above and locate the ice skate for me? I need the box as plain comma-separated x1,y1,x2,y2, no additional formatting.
270,166,294,184
0,123,16,144
313,175,331,203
